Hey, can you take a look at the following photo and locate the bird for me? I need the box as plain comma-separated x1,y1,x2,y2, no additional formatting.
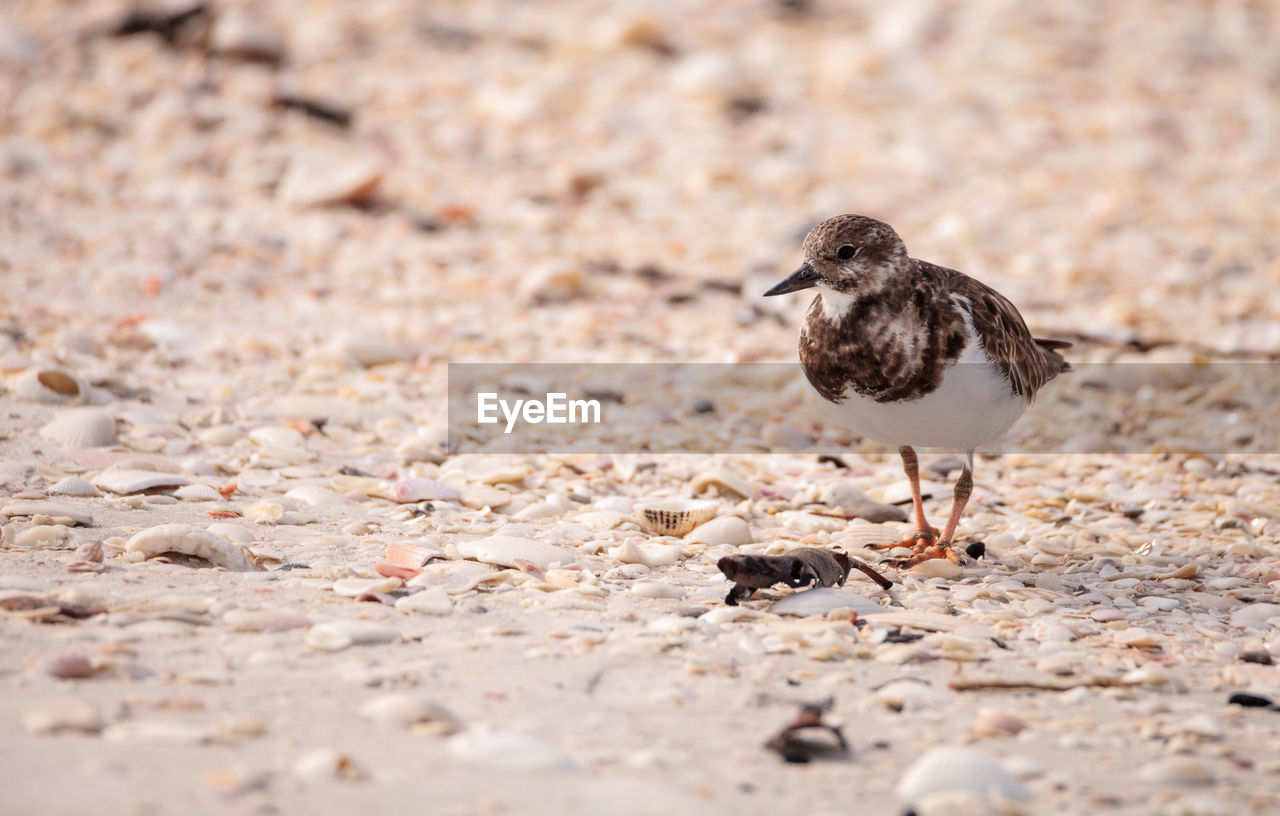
764,214,1070,565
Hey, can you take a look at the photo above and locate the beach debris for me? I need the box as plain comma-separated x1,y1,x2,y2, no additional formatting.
765,699,848,763
717,547,892,605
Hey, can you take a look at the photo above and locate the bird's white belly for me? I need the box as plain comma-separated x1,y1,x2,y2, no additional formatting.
814,339,1026,452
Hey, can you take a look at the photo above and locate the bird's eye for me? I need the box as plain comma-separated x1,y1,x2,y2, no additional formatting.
836,244,859,261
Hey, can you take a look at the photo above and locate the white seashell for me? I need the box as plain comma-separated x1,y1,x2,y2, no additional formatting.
608,538,681,568
197,424,240,446
207,523,255,544
455,536,575,569
458,484,513,509
1,501,93,526
394,587,453,615
592,496,634,513
685,516,751,546
772,588,890,618
174,484,221,502
388,477,459,503
47,477,101,497
1229,603,1280,628
305,620,402,651
448,726,576,772
278,151,383,207
292,748,363,780
896,745,1030,805
92,468,189,495
512,501,564,521
631,580,684,599
102,720,213,745
248,425,306,450
635,499,718,536
329,333,411,367
570,509,629,530
359,694,461,732
21,697,104,735
911,559,963,580
285,485,352,507
14,525,75,549
222,608,310,632
1138,757,1217,786
124,523,256,571
689,469,758,500
776,510,844,534
7,367,84,403
243,501,285,522
40,408,117,448
332,577,402,597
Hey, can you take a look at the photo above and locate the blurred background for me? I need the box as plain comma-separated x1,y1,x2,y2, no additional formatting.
2,0,1278,383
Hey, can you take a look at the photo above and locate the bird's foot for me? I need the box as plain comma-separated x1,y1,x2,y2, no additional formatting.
867,526,940,551
882,541,960,569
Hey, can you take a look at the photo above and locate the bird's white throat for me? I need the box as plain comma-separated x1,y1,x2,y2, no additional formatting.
817,288,857,321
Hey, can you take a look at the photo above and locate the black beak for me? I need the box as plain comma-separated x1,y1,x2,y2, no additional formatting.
763,263,821,296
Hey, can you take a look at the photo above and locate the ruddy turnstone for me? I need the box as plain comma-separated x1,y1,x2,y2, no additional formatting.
765,214,1070,565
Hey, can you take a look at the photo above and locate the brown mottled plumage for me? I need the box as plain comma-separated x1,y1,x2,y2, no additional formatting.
765,214,1069,566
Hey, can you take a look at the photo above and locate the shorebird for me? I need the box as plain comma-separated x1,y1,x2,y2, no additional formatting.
765,214,1070,565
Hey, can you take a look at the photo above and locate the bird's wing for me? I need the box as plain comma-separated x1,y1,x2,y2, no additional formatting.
945,270,1070,399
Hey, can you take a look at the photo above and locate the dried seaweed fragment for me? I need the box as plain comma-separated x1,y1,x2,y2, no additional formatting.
765,699,849,763
717,547,891,605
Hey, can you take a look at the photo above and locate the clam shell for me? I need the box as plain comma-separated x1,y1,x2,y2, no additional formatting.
284,485,352,507
92,468,189,495
689,469,758,500
0,462,34,486
448,726,576,772
896,745,1030,805
124,523,256,571
47,477,102,497
910,559,963,580
40,408,118,448
455,536,575,569
332,577,403,597
635,499,718,536
174,484,221,502
6,367,84,403
685,515,751,546
387,477,459,503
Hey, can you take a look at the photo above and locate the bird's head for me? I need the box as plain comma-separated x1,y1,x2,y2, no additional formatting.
764,214,910,300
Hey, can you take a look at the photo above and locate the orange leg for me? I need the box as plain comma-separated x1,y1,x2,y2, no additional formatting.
884,451,974,567
866,446,938,551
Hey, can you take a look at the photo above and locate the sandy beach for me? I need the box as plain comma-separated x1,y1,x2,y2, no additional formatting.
2,2,1279,814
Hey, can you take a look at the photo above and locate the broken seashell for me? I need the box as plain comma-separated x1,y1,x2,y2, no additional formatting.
394,587,453,615
7,367,84,403
387,477,459,503
14,525,75,549
609,538,681,568
285,485,352,507
332,577,403,597
92,468,189,495
47,477,102,497
359,694,461,733
685,515,751,546
910,559,963,580
455,536,574,569
40,408,117,448
124,523,256,571
771,588,889,618
635,499,718,536
305,620,402,651
375,561,421,579
689,469,758,500
896,745,1030,805
383,541,445,569
1,501,93,526
448,726,576,772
